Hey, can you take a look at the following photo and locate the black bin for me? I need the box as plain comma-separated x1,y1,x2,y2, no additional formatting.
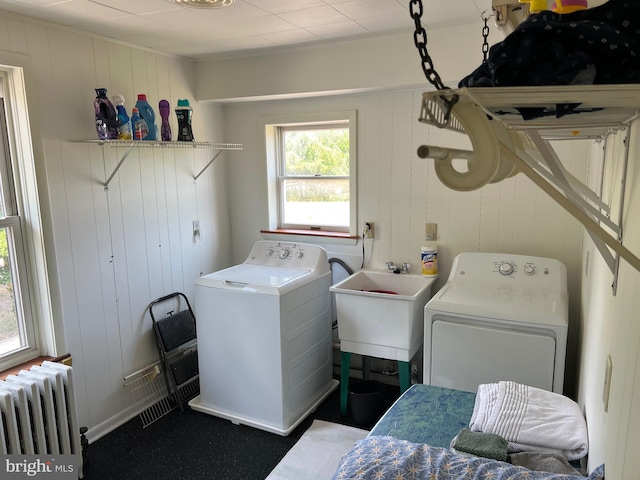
348,380,386,428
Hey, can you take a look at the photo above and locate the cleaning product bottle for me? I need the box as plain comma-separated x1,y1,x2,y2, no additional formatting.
421,244,438,277
552,0,588,13
175,99,194,141
159,99,172,141
112,94,132,140
131,107,143,140
518,0,547,13
94,88,118,140
134,94,157,140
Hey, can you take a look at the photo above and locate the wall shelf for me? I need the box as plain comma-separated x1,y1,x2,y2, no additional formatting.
78,140,243,189
417,84,640,290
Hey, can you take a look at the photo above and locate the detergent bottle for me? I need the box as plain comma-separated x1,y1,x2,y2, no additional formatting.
131,107,143,140
175,99,194,141
134,94,157,140
112,94,132,140
552,0,588,13
159,99,172,141
94,88,118,140
518,0,548,13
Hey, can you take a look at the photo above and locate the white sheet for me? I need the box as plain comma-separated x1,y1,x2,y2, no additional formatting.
470,381,588,461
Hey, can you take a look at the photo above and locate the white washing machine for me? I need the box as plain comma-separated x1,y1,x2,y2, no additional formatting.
188,241,338,436
423,252,568,394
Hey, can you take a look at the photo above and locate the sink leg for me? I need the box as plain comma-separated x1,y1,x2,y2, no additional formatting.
399,361,411,393
340,351,351,415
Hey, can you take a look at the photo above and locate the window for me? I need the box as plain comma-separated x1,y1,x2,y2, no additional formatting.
0,61,53,372
0,97,36,368
264,111,357,235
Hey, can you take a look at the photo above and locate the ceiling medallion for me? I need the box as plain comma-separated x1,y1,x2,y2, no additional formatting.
174,0,235,7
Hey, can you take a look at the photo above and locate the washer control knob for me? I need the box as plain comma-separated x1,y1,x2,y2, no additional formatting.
295,251,304,259
524,265,535,275
266,248,274,256
498,262,514,276
278,248,290,259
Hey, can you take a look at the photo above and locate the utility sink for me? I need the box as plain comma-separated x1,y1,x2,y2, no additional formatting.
330,270,436,361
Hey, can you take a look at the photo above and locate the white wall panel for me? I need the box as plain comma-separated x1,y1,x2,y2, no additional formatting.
358,98,383,264
0,16,10,49
0,12,229,437
142,151,167,300
119,152,154,371
224,90,586,350
375,95,394,262
195,22,495,102
477,184,501,254
389,92,413,263
579,119,640,476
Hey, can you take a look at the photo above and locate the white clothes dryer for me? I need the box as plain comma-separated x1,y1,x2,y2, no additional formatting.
423,252,568,394
189,241,338,436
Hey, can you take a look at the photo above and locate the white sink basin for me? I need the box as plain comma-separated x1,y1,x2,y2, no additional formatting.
330,270,436,361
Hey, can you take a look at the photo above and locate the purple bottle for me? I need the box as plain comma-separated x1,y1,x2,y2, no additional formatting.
94,88,118,140
159,99,172,141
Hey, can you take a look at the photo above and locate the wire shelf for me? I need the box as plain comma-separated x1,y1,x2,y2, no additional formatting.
78,138,244,188
79,139,243,150
425,84,640,136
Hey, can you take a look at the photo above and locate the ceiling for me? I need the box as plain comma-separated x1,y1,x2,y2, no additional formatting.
0,0,490,60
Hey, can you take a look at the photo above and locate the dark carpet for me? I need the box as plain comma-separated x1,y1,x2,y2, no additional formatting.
82,380,400,480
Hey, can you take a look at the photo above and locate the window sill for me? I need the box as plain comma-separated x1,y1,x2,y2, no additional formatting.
261,229,360,246
0,353,71,381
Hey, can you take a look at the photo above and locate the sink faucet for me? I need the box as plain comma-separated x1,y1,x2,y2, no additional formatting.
386,262,400,273
386,262,410,274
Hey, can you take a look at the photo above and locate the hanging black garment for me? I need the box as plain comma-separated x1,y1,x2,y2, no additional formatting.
459,0,640,89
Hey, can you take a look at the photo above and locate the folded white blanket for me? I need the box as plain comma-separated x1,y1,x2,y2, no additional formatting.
469,381,588,461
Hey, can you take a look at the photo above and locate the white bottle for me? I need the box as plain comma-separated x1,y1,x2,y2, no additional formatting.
421,245,438,277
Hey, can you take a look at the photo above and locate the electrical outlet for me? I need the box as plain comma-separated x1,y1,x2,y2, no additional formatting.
425,223,437,241
364,222,374,238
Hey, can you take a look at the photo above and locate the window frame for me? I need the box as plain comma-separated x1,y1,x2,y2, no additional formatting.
0,57,58,372
262,111,357,236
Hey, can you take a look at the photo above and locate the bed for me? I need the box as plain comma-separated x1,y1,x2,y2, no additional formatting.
367,383,476,447
331,384,605,480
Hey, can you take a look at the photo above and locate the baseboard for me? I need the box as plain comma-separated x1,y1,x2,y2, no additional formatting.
84,399,151,444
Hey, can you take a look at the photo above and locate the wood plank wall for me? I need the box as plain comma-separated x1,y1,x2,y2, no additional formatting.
0,13,231,440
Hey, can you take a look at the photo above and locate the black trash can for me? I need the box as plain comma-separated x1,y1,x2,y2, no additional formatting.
348,380,386,428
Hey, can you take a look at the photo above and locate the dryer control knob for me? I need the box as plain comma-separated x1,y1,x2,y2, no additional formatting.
278,248,290,259
266,248,274,256
498,262,514,276
295,251,304,259
524,265,535,275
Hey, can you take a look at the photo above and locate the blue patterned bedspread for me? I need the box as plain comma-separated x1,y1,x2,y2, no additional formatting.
369,384,476,447
331,436,605,480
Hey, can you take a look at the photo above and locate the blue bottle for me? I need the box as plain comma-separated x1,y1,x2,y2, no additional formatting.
134,94,157,140
112,95,132,140
94,88,118,140
131,108,143,140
